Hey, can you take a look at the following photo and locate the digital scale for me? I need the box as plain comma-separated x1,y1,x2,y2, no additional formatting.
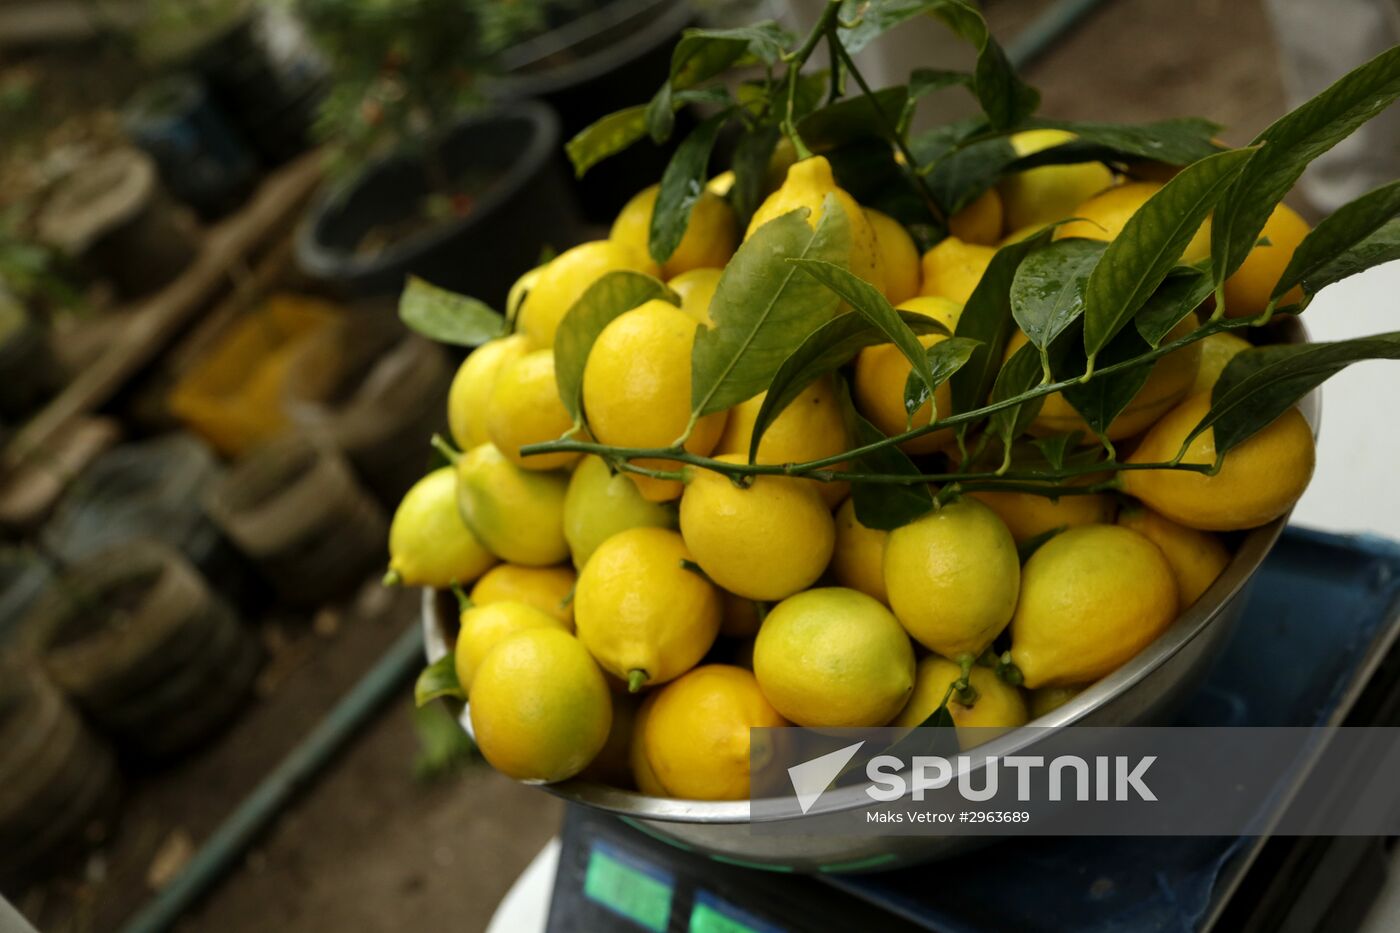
540,528,1400,933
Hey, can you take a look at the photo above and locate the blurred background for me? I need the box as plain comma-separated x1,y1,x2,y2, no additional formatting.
0,1,1397,931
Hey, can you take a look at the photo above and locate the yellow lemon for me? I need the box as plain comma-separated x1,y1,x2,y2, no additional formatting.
719,591,763,639
706,171,736,197
630,693,668,795
580,693,638,787
678,454,835,601
563,455,676,569
866,208,921,304
1222,202,1311,318
470,563,575,625
455,443,569,565
894,656,1029,749
1010,524,1179,688
486,348,579,471
454,600,571,692
884,497,1020,659
666,267,723,325
385,467,496,589
518,240,659,348
969,488,1116,546
1123,392,1315,531
447,335,530,451
1056,181,1211,263
831,497,889,604
997,129,1116,231
1117,504,1231,607
1192,331,1253,395
610,184,739,278
573,527,721,691
853,295,962,455
714,375,852,508
1001,223,1047,246
469,627,611,783
1005,314,1201,441
642,664,787,800
506,265,545,325
754,587,915,728
949,186,1004,245
1030,685,1084,718
582,299,727,501
747,155,884,293
919,236,995,303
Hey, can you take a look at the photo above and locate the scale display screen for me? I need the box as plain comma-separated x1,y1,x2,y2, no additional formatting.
583,840,675,932
688,890,786,933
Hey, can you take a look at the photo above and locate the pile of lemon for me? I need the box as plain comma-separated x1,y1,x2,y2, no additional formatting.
386,128,1316,800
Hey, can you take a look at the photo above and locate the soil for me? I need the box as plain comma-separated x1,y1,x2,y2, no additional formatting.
8,2,1286,931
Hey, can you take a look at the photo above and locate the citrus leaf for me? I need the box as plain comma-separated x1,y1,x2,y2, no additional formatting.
1274,181,1400,299
554,271,678,423
927,0,1039,129
848,414,934,531
798,87,909,151
1031,432,1080,470
645,82,674,144
837,0,938,53
1011,238,1104,352
1082,147,1253,358
691,199,852,417
670,23,791,89
1203,334,1400,455
987,340,1046,450
909,116,987,166
1024,117,1222,164
729,124,781,227
901,337,981,420
1212,45,1400,284
750,310,950,463
1134,266,1214,347
650,112,728,264
1061,327,1154,441
399,276,505,347
950,228,1055,414
927,136,1019,215
788,258,938,402
565,106,649,178
1303,217,1400,296
909,68,975,99
415,654,464,707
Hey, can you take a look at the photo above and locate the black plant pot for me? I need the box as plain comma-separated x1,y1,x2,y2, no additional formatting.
495,0,697,224
294,100,581,305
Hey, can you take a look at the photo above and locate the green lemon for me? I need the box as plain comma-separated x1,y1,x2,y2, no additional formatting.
563,455,676,569
456,443,569,566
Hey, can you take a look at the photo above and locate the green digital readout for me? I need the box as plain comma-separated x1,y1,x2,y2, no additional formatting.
583,841,674,932
689,891,784,933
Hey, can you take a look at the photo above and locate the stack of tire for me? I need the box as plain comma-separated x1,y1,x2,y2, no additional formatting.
21,541,261,760
0,654,119,883
206,435,387,607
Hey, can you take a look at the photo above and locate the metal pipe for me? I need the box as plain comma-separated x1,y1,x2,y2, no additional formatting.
1004,0,1114,70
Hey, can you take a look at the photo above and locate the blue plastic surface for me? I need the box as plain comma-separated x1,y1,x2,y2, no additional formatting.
826,526,1400,933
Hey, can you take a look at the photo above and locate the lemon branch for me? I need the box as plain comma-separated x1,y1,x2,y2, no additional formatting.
780,0,843,159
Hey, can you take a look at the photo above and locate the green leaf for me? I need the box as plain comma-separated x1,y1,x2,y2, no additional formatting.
797,87,909,151
650,113,727,264
1024,117,1223,165
1082,147,1253,357
901,337,981,420
1061,327,1155,441
908,116,987,166
1304,217,1400,296
728,124,781,227
848,414,934,531
415,654,464,707
646,82,674,145
1134,267,1214,347
927,136,1019,215
399,276,505,347
690,199,852,417
750,310,950,463
554,271,678,424
1204,334,1400,455
1274,181,1400,299
565,106,649,178
1011,238,1105,352
950,228,1055,413
909,68,975,99
1031,432,1080,470
987,340,1046,450
788,258,939,403
837,0,938,53
1212,45,1400,284
670,23,791,90
928,0,1039,129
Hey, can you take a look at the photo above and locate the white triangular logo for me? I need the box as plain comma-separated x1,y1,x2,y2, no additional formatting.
787,742,864,814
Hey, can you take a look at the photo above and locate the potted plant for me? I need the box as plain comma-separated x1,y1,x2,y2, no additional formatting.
293,0,583,304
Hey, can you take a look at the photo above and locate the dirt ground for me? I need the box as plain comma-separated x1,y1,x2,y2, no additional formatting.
7,1,1286,931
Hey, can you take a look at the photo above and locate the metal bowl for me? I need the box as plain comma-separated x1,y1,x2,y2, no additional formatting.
423,319,1316,873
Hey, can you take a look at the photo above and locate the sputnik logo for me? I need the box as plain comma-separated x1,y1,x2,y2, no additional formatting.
786,742,864,814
